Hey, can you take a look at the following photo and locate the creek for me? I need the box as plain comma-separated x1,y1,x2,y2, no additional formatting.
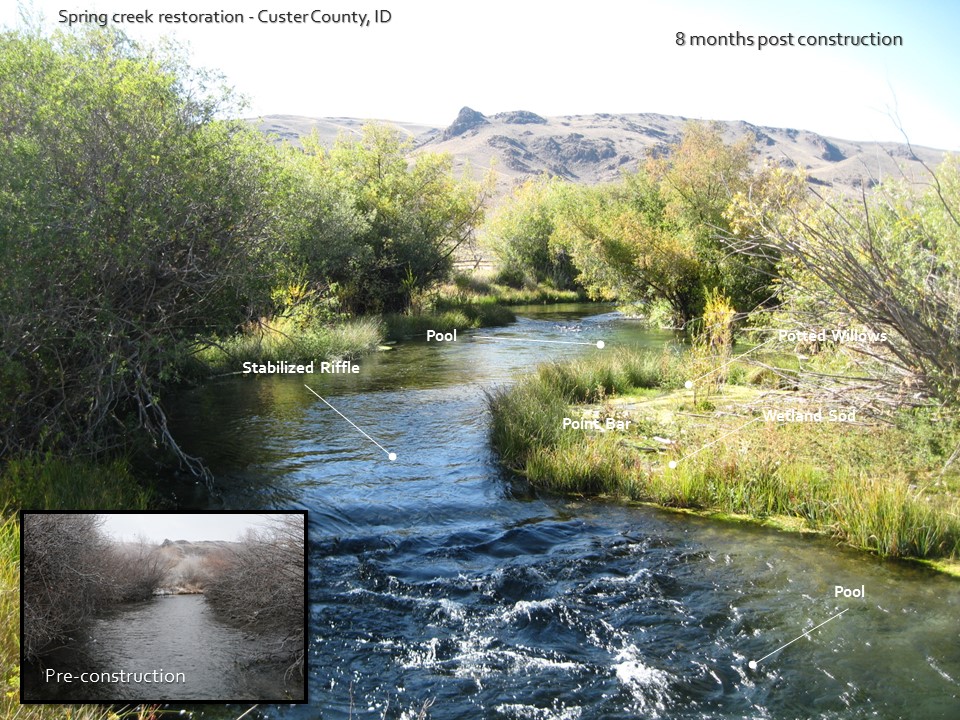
22,594,301,702
167,305,959,719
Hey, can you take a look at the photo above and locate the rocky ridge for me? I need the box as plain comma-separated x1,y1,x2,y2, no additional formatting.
249,107,951,200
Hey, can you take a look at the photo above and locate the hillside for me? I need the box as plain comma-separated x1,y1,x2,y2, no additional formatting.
248,114,437,146
109,538,242,594
249,107,951,200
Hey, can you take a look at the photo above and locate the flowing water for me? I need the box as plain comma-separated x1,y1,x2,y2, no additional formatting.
23,594,302,702
167,305,960,719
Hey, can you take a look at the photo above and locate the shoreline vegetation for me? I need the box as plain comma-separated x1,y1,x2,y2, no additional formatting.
0,21,593,494
190,273,586,372
2,18,960,720
488,348,960,575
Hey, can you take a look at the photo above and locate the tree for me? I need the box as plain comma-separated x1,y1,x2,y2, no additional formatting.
553,174,704,324
485,176,579,289
648,121,778,317
0,27,286,470
290,125,490,313
551,123,778,326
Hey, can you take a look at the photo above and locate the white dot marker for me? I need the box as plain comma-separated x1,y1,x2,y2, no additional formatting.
388,452,397,461
668,460,678,469
748,660,757,670
684,380,694,389
596,340,605,349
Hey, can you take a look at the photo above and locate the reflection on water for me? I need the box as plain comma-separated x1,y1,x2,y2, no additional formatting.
166,305,960,718
23,595,303,702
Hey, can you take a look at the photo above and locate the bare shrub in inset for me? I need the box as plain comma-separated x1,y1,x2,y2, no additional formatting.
22,514,111,660
169,555,209,592
105,538,175,601
204,515,305,675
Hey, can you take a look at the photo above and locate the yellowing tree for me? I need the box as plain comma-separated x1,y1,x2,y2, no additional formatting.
551,123,778,326
729,155,960,404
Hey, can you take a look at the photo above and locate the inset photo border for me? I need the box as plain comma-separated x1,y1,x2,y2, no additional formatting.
20,510,307,704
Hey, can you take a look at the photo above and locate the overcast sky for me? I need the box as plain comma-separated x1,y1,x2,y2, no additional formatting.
99,513,293,543
4,1,958,149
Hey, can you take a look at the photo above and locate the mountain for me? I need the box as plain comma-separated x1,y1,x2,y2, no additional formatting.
157,538,237,557
248,114,437,146
249,108,950,200
160,539,236,593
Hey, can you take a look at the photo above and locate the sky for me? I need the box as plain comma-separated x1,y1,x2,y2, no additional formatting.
3,1,958,149
98,513,294,543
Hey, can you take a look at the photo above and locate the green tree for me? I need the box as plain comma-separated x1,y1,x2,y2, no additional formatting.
0,27,286,470
291,125,489,313
485,176,579,289
553,178,704,323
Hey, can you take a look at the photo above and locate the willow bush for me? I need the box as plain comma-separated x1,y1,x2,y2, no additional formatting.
0,27,287,471
729,157,960,405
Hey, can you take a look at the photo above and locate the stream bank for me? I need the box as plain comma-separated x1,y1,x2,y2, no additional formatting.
165,304,960,718
488,348,960,572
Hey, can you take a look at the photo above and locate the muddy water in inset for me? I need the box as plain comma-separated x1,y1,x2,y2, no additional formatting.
25,594,302,701
166,306,960,718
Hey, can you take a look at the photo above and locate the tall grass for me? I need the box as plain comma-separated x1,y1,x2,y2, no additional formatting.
536,348,683,401
435,275,588,307
488,377,568,468
0,515,19,709
0,459,161,716
488,349,682,468
0,456,152,511
488,349,960,561
194,316,383,373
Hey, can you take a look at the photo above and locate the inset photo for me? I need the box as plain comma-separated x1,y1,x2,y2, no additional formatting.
20,511,306,703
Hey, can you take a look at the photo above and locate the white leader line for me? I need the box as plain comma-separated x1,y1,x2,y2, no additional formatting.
475,335,605,348
750,609,848,668
304,385,396,461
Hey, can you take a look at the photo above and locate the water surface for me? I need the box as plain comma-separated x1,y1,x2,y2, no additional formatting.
24,594,303,702
167,305,960,718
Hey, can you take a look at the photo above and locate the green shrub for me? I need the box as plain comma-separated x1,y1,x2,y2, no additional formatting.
0,27,287,468
485,177,580,291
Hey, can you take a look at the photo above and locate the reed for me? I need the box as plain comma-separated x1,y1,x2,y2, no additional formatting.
0,456,152,511
434,277,588,307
